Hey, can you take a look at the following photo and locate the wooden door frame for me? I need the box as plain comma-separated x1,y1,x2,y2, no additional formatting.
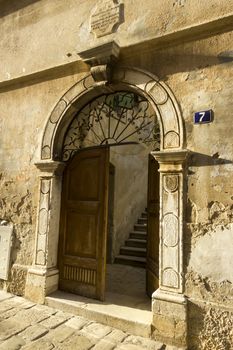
58,145,159,299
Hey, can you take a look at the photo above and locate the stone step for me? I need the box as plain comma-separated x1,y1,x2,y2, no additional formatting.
130,231,147,240
134,223,147,232
125,238,147,249
46,291,152,338
141,212,148,218
138,217,147,224
114,255,146,268
120,246,146,257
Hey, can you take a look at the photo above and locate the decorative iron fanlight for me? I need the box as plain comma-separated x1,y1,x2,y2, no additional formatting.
62,92,160,161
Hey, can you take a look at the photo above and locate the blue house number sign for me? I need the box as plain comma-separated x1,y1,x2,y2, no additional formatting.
194,110,212,124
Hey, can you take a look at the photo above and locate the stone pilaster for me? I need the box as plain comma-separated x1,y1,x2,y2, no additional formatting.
25,161,65,303
151,150,188,349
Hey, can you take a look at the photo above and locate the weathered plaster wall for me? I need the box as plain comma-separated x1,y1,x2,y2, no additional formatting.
188,301,233,350
1,0,233,347
159,34,233,349
0,0,233,84
120,29,233,348
0,70,87,294
109,144,148,260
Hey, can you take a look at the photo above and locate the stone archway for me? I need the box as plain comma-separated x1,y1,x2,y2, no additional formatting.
40,67,184,161
25,66,188,348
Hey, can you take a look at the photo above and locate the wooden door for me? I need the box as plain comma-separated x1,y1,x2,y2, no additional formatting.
146,153,160,297
58,146,109,301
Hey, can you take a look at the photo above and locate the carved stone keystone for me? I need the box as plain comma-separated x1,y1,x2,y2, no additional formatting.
79,41,120,86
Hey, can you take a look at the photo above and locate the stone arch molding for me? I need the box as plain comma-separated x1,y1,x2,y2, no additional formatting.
41,67,184,161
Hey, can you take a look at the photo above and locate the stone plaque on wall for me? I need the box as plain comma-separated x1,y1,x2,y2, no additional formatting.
91,0,123,38
0,225,13,280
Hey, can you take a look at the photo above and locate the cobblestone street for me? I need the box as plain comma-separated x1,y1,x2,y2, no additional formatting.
0,291,176,350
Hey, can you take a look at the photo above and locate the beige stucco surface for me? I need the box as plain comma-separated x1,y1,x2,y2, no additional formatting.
0,71,84,278
189,224,233,282
1,0,233,84
1,0,233,348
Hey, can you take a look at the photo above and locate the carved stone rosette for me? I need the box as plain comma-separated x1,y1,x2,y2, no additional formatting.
164,174,179,193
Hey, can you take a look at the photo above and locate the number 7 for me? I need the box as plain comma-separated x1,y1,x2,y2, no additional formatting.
199,112,205,122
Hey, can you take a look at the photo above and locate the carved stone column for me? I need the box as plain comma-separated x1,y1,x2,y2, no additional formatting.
151,150,188,349
25,161,65,303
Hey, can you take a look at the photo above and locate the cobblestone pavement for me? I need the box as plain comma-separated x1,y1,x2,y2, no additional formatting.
0,292,176,350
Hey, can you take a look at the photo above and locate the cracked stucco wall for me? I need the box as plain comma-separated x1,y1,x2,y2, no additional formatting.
121,29,233,348
0,1,233,348
171,33,233,348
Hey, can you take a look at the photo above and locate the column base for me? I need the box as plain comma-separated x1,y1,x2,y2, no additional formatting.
152,289,188,349
25,267,59,304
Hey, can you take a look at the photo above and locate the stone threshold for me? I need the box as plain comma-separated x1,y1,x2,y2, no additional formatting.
46,290,152,338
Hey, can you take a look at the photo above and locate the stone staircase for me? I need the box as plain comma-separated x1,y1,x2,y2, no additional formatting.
114,210,147,268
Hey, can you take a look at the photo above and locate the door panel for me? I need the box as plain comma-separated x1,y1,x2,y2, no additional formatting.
146,154,160,297
65,211,97,257
68,157,100,200
59,147,109,301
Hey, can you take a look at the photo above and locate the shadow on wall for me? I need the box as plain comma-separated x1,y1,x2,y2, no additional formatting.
0,0,42,18
158,52,233,78
188,151,233,167
187,301,205,350
122,46,233,82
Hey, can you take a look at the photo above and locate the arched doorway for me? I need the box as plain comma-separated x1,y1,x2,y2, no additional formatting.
26,68,186,339
58,90,160,302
